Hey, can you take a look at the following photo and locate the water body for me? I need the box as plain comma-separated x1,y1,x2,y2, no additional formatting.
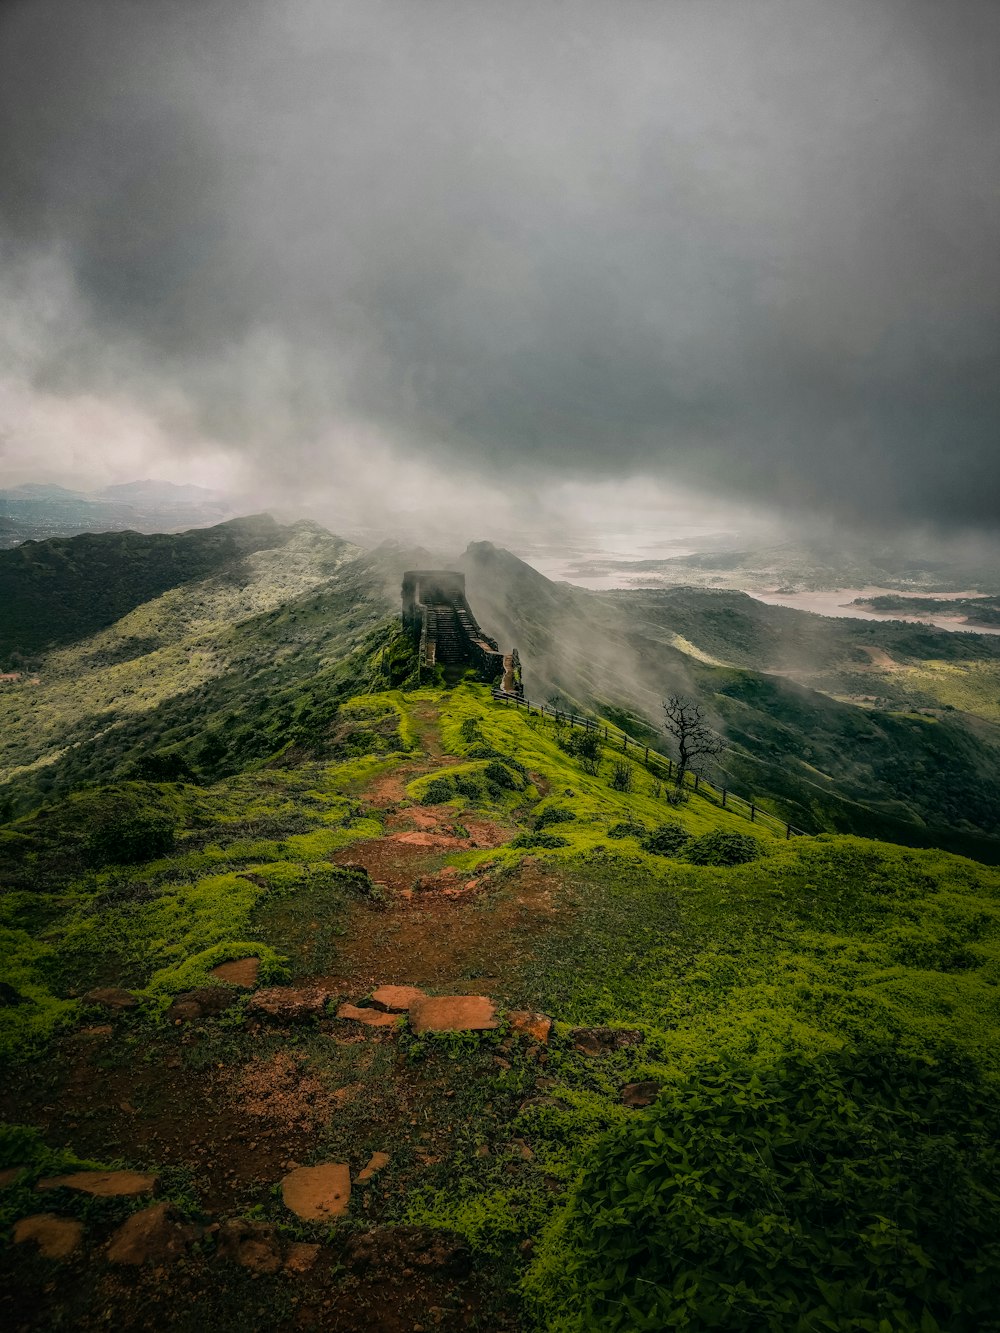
747,587,1000,637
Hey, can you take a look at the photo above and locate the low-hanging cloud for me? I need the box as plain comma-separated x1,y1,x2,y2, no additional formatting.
1,0,998,530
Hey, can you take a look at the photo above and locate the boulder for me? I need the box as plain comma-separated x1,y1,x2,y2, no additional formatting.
84,987,138,1011
106,1203,198,1265
248,987,334,1021
284,1241,321,1274
336,1003,400,1028
409,994,498,1034
622,1080,662,1108
508,1010,552,1043
281,1162,351,1221
0,1165,27,1188
370,985,426,1012
37,1170,156,1197
13,1213,84,1259
571,1026,644,1057
341,1226,469,1276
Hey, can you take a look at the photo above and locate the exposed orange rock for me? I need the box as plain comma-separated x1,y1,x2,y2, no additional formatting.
370,985,426,1012
336,1003,400,1027
356,1152,390,1183
84,987,138,1010
106,1202,197,1265
37,1170,156,1197
281,1162,351,1221
409,995,498,1034
284,1241,321,1274
508,1010,552,1043
210,957,260,987
13,1214,83,1259
248,987,333,1020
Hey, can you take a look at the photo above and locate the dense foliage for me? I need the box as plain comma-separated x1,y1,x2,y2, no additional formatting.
528,1046,1000,1332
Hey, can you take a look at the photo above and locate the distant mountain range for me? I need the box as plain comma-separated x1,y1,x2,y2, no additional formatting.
0,479,233,547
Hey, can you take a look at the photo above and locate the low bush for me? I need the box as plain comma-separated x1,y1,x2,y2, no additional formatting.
420,777,455,805
483,760,525,791
609,761,635,793
511,831,571,850
535,806,577,829
526,1046,1000,1332
607,820,647,839
640,821,691,856
686,829,764,866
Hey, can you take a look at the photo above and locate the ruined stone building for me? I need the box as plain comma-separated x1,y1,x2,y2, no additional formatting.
401,570,522,693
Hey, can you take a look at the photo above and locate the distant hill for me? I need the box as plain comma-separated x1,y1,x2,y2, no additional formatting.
0,514,304,657
0,479,233,547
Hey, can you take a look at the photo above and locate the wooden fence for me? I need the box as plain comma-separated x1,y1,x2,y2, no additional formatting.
490,688,809,841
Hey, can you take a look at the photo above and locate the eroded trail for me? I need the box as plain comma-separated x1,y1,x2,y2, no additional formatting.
1,697,571,1332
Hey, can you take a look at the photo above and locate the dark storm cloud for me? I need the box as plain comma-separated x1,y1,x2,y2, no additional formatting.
1,0,998,526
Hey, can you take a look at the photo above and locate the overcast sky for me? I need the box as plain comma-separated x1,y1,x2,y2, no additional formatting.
0,0,997,536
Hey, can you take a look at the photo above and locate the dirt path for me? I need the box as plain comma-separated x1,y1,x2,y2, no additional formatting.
2,699,566,1331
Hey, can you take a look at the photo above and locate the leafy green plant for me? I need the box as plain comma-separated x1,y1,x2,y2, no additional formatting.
526,1046,1000,1332
685,829,764,866
535,806,577,830
640,821,691,856
607,820,647,839
609,761,635,793
511,831,571,850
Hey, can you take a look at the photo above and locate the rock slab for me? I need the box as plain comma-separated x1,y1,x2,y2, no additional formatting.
337,1003,400,1027
356,1152,390,1183
210,957,260,987
370,985,426,1012
622,1080,662,1108
509,1010,552,1043
106,1203,198,1265
37,1170,156,1197
409,995,498,1034
13,1213,84,1259
281,1162,351,1221
248,987,333,1020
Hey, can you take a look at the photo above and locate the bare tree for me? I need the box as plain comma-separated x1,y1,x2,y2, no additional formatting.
661,696,723,789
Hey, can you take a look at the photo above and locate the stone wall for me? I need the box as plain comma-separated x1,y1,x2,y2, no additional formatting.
402,570,522,693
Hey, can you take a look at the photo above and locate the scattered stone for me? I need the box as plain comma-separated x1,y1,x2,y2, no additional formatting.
37,1170,156,1197
622,1080,662,1108
75,1024,114,1038
216,1218,283,1274
409,995,498,1034
210,957,260,987
83,987,138,1011
284,1241,321,1274
0,1165,26,1188
248,987,334,1021
370,985,426,1012
356,1152,390,1183
342,1226,469,1276
336,1003,400,1028
106,1202,198,1265
571,1026,644,1057
281,1162,351,1221
13,1213,84,1259
508,1010,552,1043
511,1139,535,1161
166,987,241,1023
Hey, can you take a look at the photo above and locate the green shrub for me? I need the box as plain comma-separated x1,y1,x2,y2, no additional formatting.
607,820,647,839
686,829,764,866
455,773,487,800
609,761,635,793
526,1046,1000,1332
483,760,525,791
420,777,455,805
640,821,691,857
535,806,577,829
84,812,176,866
511,831,571,850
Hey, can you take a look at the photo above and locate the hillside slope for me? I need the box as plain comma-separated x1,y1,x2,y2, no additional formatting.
2,683,999,1331
461,542,1000,857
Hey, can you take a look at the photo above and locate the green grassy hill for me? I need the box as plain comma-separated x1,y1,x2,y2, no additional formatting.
2,682,999,1330
461,542,1000,858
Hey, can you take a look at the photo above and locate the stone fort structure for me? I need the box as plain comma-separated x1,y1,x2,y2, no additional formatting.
402,570,522,693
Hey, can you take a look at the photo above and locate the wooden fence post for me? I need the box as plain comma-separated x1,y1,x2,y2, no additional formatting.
721,789,727,807
750,804,756,822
